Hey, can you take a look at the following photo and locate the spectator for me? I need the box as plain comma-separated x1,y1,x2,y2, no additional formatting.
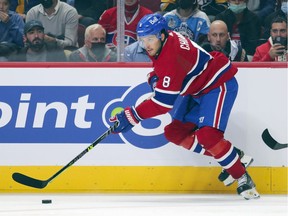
10,20,67,61
124,41,151,62
201,20,247,61
26,0,79,50
0,0,24,48
69,23,117,62
263,0,287,39
97,0,153,47
215,0,262,59
247,0,275,24
252,16,287,62
159,0,178,15
164,0,211,44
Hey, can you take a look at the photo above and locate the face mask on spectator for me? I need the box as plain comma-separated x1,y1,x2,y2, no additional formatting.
40,0,53,9
229,2,246,14
91,42,106,55
281,2,288,14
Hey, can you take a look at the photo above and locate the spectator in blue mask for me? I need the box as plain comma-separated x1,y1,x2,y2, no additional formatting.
214,0,262,60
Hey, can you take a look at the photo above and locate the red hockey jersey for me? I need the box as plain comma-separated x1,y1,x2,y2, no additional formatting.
136,31,238,119
98,6,152,47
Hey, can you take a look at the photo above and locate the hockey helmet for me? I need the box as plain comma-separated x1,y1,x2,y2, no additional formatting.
136,13,168,39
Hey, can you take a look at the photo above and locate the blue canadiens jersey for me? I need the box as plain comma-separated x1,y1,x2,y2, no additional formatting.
163,9,210,43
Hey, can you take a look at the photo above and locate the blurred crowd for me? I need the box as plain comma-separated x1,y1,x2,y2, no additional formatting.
0,0,287,62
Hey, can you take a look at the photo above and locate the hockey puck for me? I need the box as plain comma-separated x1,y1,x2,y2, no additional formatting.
42,199,52,204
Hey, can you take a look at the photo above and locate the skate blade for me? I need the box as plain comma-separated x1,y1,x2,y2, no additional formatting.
240,187,260,200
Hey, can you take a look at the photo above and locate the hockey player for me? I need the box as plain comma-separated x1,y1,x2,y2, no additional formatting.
109,13,260,200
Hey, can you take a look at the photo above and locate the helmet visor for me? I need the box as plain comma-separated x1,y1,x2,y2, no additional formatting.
138,35,159,49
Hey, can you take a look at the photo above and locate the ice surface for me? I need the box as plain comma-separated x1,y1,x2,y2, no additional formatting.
0,194,287,216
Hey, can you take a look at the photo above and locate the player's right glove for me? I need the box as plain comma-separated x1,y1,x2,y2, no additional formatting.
147,71,158,91
109,106,142,133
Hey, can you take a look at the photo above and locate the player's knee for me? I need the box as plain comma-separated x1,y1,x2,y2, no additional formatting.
164,119,196,144
196,126,223,149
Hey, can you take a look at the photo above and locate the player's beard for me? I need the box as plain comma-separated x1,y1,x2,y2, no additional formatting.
27,39,45,52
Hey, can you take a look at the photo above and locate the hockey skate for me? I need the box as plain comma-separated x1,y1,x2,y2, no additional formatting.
237,172,260,200
218,148,254,186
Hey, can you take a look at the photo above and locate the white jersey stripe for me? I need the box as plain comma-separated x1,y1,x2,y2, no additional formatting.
192,60,231,96
180,61,209,94
187,48,200,75
213,83,227,128
154,88,180,95
151,97,174,109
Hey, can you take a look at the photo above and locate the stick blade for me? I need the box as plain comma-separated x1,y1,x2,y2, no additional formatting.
262,129,288,150
12,172,48,189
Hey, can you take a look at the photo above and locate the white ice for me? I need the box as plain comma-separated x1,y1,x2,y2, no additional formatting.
0,194,287,216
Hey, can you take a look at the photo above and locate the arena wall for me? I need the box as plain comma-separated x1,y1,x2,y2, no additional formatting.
0,62,287,194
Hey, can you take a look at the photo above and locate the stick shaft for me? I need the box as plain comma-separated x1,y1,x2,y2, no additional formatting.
12,123,118,188
48,123,117,182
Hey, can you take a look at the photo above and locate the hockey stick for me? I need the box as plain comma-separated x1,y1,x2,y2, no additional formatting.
261,128,288,150
12,122,118,189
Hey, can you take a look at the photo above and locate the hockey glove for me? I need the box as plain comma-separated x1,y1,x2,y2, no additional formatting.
109,106,142,133
147,71,158,91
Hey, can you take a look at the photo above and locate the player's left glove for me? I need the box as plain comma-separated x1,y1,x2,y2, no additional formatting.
109,106,142,133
